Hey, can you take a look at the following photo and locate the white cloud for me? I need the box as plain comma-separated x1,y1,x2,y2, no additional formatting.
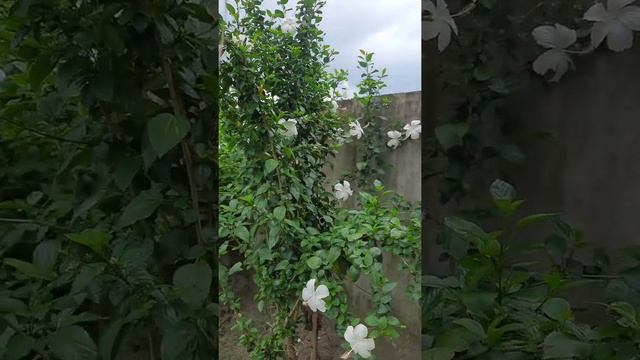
221,0,420,94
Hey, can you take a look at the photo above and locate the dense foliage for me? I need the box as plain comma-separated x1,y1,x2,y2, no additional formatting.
0,1,218,359
219,0,420,358
423,0,640,359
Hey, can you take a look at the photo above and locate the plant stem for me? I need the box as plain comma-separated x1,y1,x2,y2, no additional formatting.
0,217,72,232
160,56,204,246
311,311,318,360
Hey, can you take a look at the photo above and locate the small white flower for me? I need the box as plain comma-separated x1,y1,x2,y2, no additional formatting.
266,91,280,103
423,0,458,51
278,118,298,138
344,324,375,358
301,279,329,313
334,180,353,201
584,0,640,52
233,34,253,50
349,121,364,139
386,130,402,149
403,120,421,140
531,24,577,82
324,97,339,112
336,81,351,99
281,16,298,34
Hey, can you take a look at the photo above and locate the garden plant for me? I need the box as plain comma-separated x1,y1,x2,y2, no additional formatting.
423,0,640,359
0,1,218,359
219,0,421,359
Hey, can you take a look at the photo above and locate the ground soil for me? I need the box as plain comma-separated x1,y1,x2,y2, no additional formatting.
220,269,345,359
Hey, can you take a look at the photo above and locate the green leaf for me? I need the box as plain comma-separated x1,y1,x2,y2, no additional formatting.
147,113,191,158
273,206,286,221
228,261,243,275
5,334,35,360
71,264,105,294
435,123,469,150
67,229,111,254
113,155,141,190
32,240,60,270
0,298,27,313
444,217,491,249
264,159,279,175
543,331,591,359
4,258,53,280
30,53,55,90
306,256,322,270
98,319,125,360
422,348,455,360
173,261,212,308
542,298,572,321
453,318,486,339
115,190,163,229
235,226,251,241
48,326,97,360
517,213,559,230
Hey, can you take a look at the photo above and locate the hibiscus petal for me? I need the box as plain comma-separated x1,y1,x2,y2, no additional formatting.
619,6,640,30
437,21,452,51
307,297,318,312
609,0,636,12
532,25,557,49
423,0,436,14
353,340,373,358
343,180,350,188
606,21,634,51
584,3,610,22
532,49,572,81
590,21,611,48
302,286,314,301
315,299,326,312
354,324,368,339
344,326,355,343
315,284,329,298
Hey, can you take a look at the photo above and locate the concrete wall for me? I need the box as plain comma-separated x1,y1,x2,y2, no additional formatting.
326,91,422,359
424,39,640,276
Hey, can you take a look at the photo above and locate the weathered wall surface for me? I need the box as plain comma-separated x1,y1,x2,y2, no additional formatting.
504,45,640,257
326,91,422,359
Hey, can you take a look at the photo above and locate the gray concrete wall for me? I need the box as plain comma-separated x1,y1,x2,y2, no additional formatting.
326,91,422,359
424,40,640,277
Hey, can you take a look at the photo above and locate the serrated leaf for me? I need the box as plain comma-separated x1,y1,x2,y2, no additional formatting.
67,229,111,254
48,326,97,360
173,261,212,308
4,258,53,280
306,256,322,269
113,155,141,190
273,206,286,221
147,113,190,158
264,159,279,175
115,190,163,229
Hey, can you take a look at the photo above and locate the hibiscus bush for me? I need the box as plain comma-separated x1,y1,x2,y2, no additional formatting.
218,0,420,359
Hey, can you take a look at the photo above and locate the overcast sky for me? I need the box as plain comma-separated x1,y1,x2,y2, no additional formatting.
220,0,421,95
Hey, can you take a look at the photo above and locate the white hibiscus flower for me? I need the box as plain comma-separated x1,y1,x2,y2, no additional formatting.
301,279,329,313
531,24,577,82
334,180,353,201
403,120,422,140
584,0,640,52
278,118,298,138
344,324,375,358
281,16,298,34
387,130,402,149
233,34,253,50
423,0,458,51
349,121,364,139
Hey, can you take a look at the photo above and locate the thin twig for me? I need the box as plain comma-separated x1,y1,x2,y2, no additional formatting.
452,0,480,18
3,118,90,145
147,328,155,360
160,55,204,246
311,312,318,360
0,217,72,232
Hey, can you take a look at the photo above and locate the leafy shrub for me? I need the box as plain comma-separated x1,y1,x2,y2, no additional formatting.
0,1,218,359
